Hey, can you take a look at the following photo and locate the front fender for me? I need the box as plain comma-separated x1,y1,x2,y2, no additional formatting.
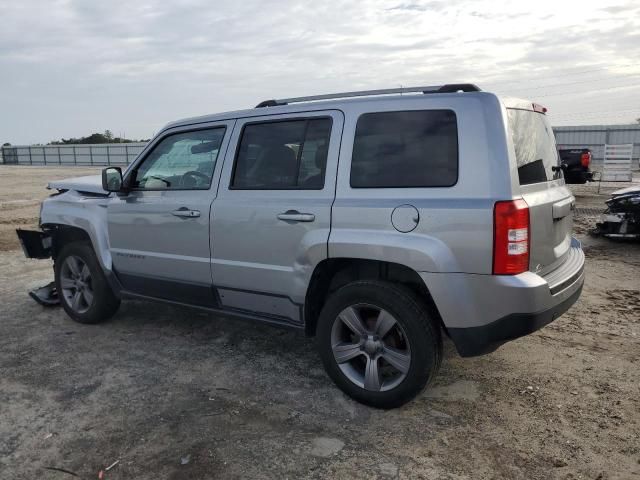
40,191,113,272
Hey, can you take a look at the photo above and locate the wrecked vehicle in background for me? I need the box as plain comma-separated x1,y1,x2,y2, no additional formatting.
594,186,640,239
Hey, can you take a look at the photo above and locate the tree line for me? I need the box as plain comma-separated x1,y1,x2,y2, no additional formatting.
2,130,149,147
49,130,149,145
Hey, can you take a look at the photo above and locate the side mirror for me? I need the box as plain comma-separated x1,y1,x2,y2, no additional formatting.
102,167,123,192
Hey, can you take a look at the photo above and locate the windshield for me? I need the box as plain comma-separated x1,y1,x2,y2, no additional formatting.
507,109,560,185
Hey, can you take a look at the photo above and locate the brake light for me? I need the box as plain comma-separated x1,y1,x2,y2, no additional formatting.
493,199,530,275
532,103,548,114
580,152,591,168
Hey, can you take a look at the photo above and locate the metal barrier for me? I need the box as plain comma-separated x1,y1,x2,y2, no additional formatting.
602,144,633,182
554,125,640,169
0,143,147,166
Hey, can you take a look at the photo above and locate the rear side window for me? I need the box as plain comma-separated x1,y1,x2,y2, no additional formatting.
231,118,332,189
507,109,560,185
350,110,458,188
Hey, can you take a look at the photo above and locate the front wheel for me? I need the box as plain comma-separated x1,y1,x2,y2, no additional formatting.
316,280,442,409
54,242,120,324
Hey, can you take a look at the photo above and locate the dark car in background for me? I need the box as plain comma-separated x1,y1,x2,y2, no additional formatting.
558,148,594,184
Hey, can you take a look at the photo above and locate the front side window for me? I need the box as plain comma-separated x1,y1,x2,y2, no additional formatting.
350,110,458,188
133,128,226,190
231,118,332,189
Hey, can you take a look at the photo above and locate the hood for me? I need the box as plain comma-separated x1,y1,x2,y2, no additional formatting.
611,185,640,197
47,175,108,195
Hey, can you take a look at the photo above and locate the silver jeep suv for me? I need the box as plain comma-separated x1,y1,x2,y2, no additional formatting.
18,84,584,408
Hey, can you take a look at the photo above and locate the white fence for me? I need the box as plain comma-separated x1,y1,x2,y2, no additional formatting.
1,143,147,166
602,144,633,182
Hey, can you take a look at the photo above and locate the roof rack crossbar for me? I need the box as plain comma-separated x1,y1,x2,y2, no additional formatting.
255,83,480,108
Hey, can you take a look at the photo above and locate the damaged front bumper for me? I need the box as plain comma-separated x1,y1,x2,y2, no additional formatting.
16,228,52,259
16,229,59,306
28,281,59,306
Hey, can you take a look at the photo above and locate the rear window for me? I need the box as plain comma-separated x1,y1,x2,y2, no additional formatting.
507,109,560,185
350,110,458,188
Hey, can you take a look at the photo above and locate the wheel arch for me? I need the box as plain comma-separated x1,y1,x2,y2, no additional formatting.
40,192,113,272
43,223,112,273
304,258,443,336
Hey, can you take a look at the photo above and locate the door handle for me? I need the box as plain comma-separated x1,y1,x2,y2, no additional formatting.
277,210,315,222
172,208,201,218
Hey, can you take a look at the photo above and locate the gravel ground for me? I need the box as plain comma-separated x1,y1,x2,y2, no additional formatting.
1,166,639,479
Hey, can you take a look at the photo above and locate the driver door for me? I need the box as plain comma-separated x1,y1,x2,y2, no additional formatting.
107,121,234,306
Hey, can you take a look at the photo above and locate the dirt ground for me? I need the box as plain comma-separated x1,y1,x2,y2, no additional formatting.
0,167,100,252
1,165,639,480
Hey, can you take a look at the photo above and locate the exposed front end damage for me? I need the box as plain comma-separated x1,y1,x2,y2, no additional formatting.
16,178,113,306
16,228,52,259
15,228,59,305
28,282,59,306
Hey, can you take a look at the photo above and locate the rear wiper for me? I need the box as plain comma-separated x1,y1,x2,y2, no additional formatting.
551,165,566,180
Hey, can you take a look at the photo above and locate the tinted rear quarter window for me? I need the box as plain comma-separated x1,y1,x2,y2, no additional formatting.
507,108,560,185
350,110,458,188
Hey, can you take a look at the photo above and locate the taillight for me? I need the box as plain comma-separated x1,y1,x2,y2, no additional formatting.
580,152,591,168
493,199,530,275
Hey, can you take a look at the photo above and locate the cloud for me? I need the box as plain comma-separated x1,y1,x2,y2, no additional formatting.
1,0,639,143
601,3,640,14
387,1,449,12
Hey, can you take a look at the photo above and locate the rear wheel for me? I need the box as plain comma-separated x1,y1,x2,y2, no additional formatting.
316,280,442,409
54,242,120,324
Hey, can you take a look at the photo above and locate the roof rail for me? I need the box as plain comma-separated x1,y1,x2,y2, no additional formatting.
255,83,481,108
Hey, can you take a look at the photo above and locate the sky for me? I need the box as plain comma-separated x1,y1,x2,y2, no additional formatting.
1,0,639,145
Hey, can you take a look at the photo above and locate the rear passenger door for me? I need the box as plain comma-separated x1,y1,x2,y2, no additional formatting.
211,110,343,325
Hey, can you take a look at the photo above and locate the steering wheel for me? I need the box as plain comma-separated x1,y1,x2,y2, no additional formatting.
181,170,209,188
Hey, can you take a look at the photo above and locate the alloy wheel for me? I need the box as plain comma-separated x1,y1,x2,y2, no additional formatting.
59,255,94,314
330,304,411,392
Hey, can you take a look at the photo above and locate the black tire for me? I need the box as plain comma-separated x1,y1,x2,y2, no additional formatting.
316,280,442,409
54,241,120,324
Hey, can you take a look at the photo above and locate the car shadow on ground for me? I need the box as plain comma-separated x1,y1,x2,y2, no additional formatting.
103,298,480,415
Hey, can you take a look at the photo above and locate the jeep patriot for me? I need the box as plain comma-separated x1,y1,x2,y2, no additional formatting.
17,84,585,408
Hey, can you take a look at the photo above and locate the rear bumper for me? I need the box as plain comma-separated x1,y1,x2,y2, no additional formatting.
564,169,593,184
420,237,585,357
447,281,583,356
